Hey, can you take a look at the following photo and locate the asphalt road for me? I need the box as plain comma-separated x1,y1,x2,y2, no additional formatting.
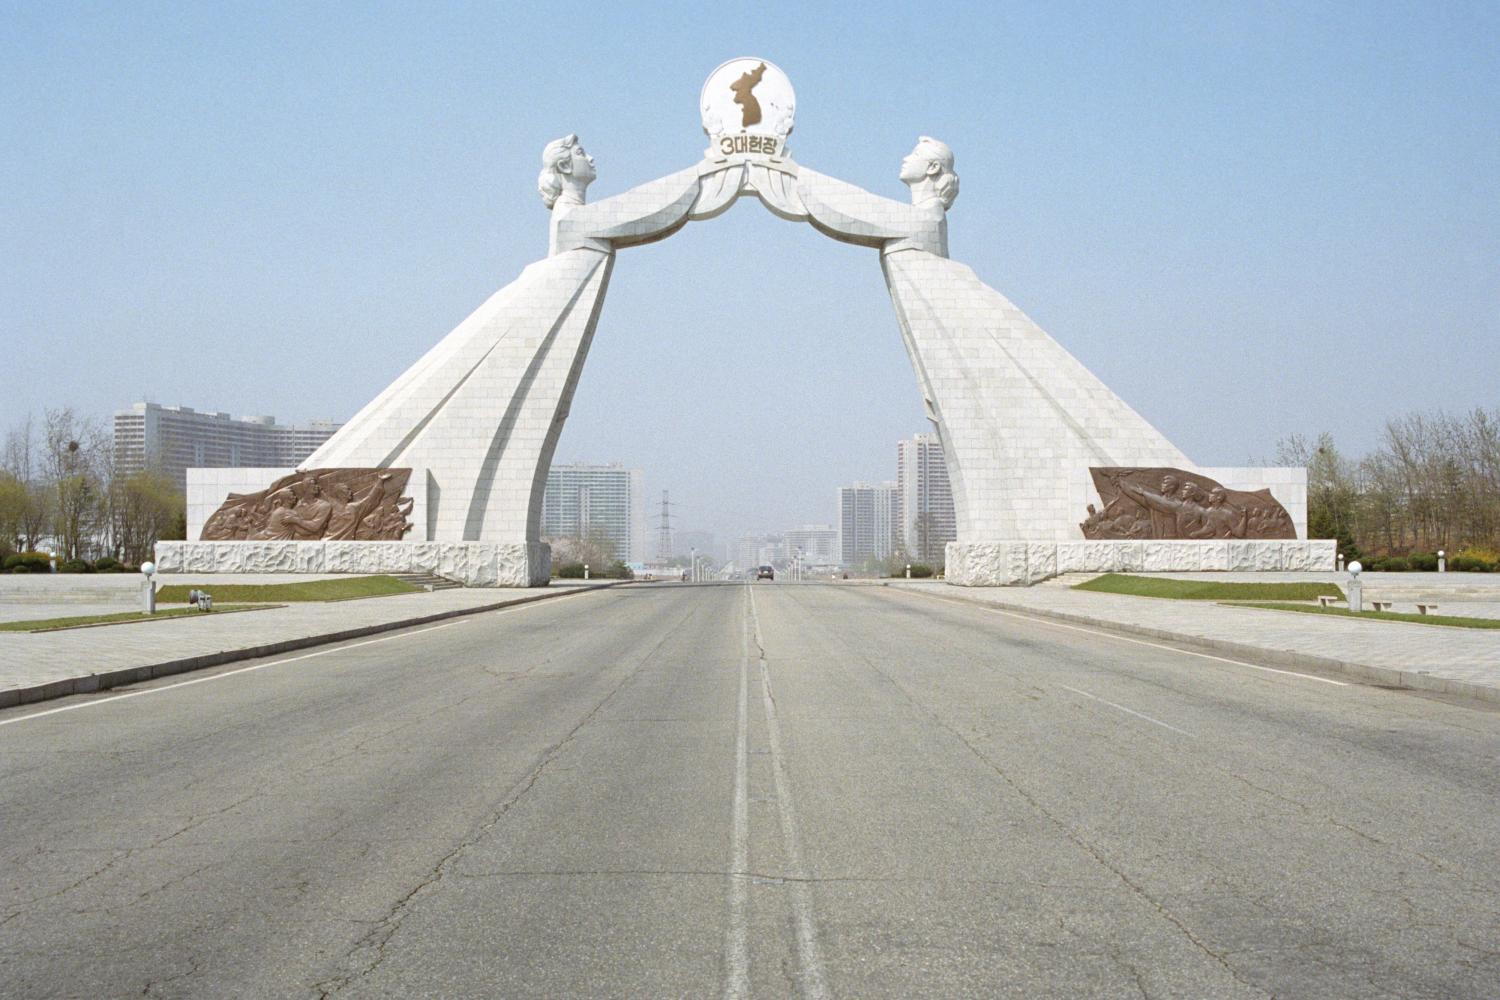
2,582,1498,998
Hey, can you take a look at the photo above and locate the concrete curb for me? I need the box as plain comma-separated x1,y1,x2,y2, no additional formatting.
0,582,631,711
884,584,1500,707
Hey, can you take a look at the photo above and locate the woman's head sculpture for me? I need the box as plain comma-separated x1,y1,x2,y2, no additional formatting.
538,134,597,210
899,136,960,210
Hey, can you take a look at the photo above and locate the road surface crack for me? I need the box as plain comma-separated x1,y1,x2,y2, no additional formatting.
813,609,1275,999
309,604,700,998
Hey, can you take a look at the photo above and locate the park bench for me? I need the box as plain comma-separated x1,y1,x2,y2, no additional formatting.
1416,603,1440,616
1369,600,1393,613
1317,595,1339,608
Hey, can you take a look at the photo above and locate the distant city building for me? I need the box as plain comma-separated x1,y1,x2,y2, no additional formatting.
896,433,957,562
541,463,646,564
736,533,786,570
838,481,899,565
113,402,341,493
783,524,839,567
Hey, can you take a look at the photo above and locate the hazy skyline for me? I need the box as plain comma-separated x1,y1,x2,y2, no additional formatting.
4,3,1497,543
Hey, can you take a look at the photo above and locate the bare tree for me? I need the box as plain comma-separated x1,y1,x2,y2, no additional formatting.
1284,407,1500,558
41,408,107,560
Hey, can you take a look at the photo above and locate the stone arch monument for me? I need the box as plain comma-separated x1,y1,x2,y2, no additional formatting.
165,58,1330,585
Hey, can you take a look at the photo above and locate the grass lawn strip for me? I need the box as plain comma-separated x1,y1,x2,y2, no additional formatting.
3,605,281,633
1074,573,1344,602
155,575,420,604
1234,602,1500,630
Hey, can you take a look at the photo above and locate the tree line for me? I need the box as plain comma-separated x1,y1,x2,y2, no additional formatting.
1277,406,1500,564
1,409,184,569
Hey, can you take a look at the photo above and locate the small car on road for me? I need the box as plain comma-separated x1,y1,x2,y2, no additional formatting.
756,565,775,580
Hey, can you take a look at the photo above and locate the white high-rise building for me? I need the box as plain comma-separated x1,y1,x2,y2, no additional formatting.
113,402,341,494
783,524,839,568
541,463,646,564
736,534,786,570
897,433,957,563
837,482,899,566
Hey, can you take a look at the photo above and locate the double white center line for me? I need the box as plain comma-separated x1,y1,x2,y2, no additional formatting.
724,586,828,999
723,593,752,997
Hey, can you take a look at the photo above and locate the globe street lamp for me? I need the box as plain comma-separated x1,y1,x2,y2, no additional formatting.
141,560,157,614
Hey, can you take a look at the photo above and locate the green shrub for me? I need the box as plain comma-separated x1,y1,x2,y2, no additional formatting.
554,561,586,579
604,560,635,580
1406,552,1439,572
3,552,52,573
93,556,125,573
907,564,935,578
58,558,93,574
1452,548,1498,572
1381,557,1411,572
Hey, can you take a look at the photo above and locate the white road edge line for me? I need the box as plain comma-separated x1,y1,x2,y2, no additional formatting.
748,585,830,1000
0,586,627,728
0,619,474,728
722,587,751,1000
1058,684,1196,737
947,600,1349,687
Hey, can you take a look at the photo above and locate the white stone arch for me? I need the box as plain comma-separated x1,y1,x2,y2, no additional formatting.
301,137,1215,585
282,130,1326,587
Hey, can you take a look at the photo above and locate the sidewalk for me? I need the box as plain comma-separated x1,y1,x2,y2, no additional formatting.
884,579,1500,706
0,581,623,709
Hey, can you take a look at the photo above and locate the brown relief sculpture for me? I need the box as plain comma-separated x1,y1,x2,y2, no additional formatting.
201,469,415,542
1080,468,1294,541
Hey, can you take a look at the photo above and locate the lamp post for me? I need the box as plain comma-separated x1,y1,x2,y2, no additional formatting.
1438,549,1446,573
141,561,157,614
1347,560,1362,613
691,547,697,583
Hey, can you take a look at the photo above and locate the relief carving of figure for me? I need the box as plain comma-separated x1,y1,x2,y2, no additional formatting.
203,469,415,542
1194,486,1248,539
1082,468,1295,541
288,476,334,540
1117,477,1210,539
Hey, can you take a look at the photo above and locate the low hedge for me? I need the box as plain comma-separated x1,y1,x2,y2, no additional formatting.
58,558,93,574
1365,552,1498,572
3,552,52,573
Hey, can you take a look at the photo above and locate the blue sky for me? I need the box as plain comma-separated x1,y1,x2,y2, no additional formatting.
3,2,1497,543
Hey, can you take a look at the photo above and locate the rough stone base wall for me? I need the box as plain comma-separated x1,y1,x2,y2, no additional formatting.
155,541,552,588
945,539,1337,586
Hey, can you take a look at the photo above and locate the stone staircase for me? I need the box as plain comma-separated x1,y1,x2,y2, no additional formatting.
392,572,464,592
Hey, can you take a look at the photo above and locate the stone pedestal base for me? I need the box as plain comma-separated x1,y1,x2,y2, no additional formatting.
945,539,1337,587
154,541,552,588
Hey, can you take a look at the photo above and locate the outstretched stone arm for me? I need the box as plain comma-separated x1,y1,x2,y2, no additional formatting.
551,166,704,255
796,166,948,257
